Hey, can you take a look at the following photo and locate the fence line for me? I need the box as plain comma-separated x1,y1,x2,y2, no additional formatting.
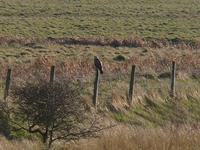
1,61,199,109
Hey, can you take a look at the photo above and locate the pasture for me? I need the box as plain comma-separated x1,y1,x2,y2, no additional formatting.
0,0,200,40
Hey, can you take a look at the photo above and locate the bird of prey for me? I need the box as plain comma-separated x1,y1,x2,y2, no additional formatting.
94,56,103,74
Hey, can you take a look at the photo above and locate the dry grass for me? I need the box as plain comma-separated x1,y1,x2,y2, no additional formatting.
0,52,200,109
0,136,42,150
53,125,200,150
2,125,200,150
0,50,200,81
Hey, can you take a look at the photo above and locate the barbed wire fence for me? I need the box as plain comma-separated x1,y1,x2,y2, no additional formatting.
0,61,200,111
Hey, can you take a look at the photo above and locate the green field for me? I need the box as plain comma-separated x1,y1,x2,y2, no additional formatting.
0,0,200,40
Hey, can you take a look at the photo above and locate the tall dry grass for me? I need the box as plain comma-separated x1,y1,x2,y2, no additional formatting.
58,125,200,150
1,125,200,150
0,136,42,150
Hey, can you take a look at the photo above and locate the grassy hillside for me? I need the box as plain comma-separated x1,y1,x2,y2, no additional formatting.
0,43,200,126
0,0,200,40
1,1,200,149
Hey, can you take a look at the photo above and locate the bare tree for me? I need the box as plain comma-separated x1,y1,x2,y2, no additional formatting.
10,80,108,148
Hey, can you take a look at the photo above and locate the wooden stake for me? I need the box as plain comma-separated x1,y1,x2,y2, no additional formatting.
129,65,136,105
170,61,176,97
50,66,55,83
4,68,12,101
93,68,100,108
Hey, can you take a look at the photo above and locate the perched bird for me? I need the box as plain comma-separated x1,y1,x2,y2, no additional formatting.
94,56,103,74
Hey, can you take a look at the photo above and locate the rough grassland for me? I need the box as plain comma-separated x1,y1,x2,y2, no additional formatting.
1,0,200,149
0,44,200,126
0,0,200,40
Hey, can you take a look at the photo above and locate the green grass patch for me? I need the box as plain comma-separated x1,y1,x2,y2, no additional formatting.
0,0,200,40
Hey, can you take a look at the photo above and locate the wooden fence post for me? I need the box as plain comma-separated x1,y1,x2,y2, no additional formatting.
4,68,12,101
50,66,55,83
170,61,176,97
93,68,100,108
129,65,136,105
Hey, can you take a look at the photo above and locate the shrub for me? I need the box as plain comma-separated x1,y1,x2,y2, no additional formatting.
158,72,171,79
113,55,126,61
10,80,105,148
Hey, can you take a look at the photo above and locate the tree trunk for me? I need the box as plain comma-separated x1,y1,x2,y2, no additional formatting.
42,133,48,144
48,130,53,148
42,128,49,146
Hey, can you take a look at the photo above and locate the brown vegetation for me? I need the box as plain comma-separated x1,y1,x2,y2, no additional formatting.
0,37,200,150
2,125,200,150
0,50,200,83
64,125,200,150
0,136,42,150
0,36,200,49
